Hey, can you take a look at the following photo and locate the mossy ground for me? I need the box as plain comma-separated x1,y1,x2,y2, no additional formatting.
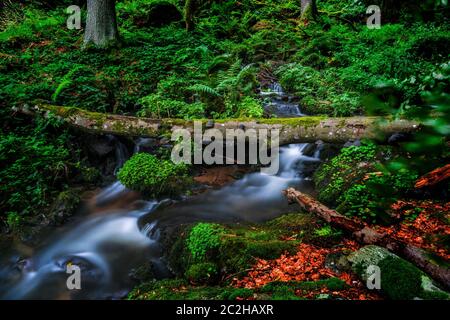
131,211,353,300
128,277,349,300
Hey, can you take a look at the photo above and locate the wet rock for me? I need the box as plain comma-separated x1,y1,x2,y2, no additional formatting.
134,137,159,154
347,245,394,272
56,255,105,282
86,135,115,157
301,143,317,157
317,143,341,161
159,137,171,145
129,261,155,283
343,139,361,148
388,132,412,146
47,189,82,226
325,252,351,274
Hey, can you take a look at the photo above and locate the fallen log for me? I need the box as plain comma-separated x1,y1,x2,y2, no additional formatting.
13,103,421,145
283,188,450,290
415,164,450,189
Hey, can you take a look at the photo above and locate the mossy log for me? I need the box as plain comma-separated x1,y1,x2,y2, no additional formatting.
284,188,450,290
14,103,421,145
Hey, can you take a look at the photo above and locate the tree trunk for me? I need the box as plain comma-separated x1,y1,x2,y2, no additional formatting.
84,0,119,47
14,103,421,145
185,0,195,31
283,188,450,290
301,0,318,20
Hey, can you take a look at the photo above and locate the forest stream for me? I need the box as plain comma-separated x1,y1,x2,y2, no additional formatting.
0,84,322,300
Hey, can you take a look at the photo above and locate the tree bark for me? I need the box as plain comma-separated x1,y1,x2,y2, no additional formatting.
185,0,196,31
283,188,450,290
13,103,421,145
301,0,318,20
415,164,450,188
84,0,119,47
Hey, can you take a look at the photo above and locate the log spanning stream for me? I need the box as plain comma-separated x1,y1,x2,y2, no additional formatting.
0,84,324,299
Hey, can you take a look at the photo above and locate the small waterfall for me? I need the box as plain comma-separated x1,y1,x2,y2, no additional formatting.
151,143,321,224
96,181,128,206
134,137,157,154
261,82,303,118
114,140,129,175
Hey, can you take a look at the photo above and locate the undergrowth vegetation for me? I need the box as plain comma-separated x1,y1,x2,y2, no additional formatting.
117,153,190,196
314,141,420,223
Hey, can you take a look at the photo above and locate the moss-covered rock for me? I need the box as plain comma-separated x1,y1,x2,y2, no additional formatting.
185,262,219,285
165,213,316,280
128,279,254,300
187,223,224,262
348,245,449,300
117,153,191,196
47,189,82,225
260,278,348,300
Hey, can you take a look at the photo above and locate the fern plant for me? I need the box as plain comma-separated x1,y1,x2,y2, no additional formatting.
187,59,258,117
51,65,85,103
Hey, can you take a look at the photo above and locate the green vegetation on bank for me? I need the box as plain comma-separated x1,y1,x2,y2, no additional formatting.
165,213,343,283
117,153,191,196
129,211,348,300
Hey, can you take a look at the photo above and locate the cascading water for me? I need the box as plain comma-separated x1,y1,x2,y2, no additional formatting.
0,138,322,299
147,144,320,227
0,200,159,299
261,82,303,118
113,138,129,175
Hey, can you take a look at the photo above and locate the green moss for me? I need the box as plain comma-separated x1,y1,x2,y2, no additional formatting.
187,223,224,262
314,141,406,223
246,240,296,260
419,290,449,300
265,213,318,239
117,153,190,196
128,278,253,300
378,256,422,300
258,117,326,127
261,277,348,292
185,262,219,284
79,166,101,183
129,277,349,301
223,288,254,300
168,214,315,279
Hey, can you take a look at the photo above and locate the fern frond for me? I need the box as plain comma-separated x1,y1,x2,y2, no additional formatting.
236,64,256,82
227,59,242,77
187,84,221,97
51,65,85,102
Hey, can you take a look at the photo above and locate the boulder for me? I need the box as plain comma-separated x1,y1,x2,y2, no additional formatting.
348,245,449,300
